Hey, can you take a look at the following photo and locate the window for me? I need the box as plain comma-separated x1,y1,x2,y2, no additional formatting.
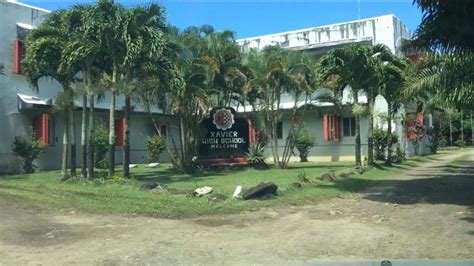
277,122,283,139
115,118,125,147
323,114,340,141
156,123,167,138
13,39,25,74
33,114,53,146
342,117,356,137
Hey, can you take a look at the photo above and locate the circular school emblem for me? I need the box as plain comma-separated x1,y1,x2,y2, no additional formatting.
212,108,235,130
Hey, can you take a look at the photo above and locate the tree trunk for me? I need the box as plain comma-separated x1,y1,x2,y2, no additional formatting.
354,92,362,166
81,94,88,178
69,104,76,177
61,115,69,180
88,94,95,179
123,95,131,178
108,68,117,178
386,107,393,165
367,98,375,165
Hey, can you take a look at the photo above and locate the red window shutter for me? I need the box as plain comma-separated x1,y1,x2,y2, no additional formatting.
33,114,49,146
155,122,167,137
417,112,424,125
323,114,329,142
13,40,21,74
115,119,125,147
41,114,49,146
406,121,416,141
333,115,340,141
248,118,256,144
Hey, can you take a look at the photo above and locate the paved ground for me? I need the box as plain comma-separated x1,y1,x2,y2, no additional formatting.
0,150,473,265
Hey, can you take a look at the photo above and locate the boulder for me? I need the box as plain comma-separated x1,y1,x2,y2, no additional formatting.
289,182,302,189
151,185,167,193
338,172,350,179
355,167,365,175
194,186,213,197
147,163,161,168
232,185,243,199
208,194,227,203
140,182,159,190
242,182,278,200
320,172,337,181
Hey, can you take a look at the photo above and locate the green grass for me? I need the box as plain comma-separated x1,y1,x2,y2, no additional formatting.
0,148,468,218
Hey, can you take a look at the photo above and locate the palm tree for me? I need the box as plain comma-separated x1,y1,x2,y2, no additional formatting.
59,4,106,179
317,44,379,166
377,56,409,164
120,3,167,178
412,0,474,53
243,46,315,168
23,9,79,179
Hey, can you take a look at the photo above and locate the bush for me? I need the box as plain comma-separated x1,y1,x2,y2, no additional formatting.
245,143,267,167
91,122,109,169
454,139,466,148
295,127,315,162
12,136,44,173
438,137,448,147
373,128,398,160
146,135,166,162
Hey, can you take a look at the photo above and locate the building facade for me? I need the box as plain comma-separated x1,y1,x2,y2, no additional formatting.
0,0,176,174
0,1,430,173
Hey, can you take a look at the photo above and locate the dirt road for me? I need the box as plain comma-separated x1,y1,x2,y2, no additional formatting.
1,151,473,265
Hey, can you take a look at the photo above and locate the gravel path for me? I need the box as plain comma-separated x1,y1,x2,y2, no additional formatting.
1,150,473,265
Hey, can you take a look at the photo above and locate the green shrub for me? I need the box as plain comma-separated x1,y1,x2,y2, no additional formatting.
454,139,466,148
438,137,448,147
245,143,267,167
12,136,44,173
146,135,166,162
295,127,315,162
373,128,398,160
91,122,109,169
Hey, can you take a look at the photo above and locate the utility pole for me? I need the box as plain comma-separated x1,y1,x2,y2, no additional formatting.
460,110,464,141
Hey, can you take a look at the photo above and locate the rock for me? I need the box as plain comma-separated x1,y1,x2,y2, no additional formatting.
289,182,302,189
140,182,159,190
355,167,365,175
194,186,213,197
242,182,278,200
338,172,350,179
208,194,227,203
329,210,336,216
151,185,167,193
233,185,243,199
129,164,138,168
147,163,160,168
320,172,337,181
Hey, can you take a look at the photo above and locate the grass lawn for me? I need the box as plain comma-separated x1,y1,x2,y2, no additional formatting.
0,148,467,218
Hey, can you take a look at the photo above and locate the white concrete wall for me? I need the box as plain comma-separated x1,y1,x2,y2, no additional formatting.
237,14,412,54
262,109,369,163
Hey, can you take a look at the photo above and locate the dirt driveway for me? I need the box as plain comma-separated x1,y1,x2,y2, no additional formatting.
1,151,473,265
